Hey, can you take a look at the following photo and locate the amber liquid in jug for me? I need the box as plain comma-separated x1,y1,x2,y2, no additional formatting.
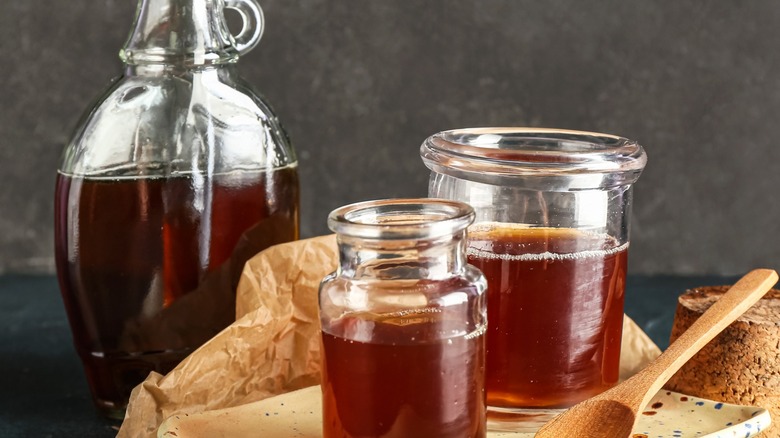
55,167,298,413
467,225,627,409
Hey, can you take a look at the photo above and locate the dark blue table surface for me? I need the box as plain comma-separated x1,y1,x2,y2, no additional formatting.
0,274,738,437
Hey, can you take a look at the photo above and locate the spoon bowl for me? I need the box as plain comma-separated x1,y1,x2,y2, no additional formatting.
548,399,635,437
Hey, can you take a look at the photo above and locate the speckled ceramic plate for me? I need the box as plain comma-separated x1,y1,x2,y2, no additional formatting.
158,386,771,438
490,390,770,437
626,390,769,438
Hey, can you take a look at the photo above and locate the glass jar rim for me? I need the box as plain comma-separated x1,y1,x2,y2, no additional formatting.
420,127,647,190
328,198,475,240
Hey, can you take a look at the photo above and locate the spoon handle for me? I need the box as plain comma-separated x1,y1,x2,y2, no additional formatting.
627,269,778,408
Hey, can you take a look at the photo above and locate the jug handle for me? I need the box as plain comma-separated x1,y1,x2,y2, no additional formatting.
225,0,265,56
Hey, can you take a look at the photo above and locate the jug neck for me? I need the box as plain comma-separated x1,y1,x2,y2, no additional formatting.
121,0,263,67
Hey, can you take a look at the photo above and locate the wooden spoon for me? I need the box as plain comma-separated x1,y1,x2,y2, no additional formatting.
535,268,778,438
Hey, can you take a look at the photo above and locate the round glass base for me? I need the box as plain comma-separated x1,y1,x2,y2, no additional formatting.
487,406,566,433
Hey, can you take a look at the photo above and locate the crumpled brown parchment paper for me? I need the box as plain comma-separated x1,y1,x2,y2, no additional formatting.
117,234,661,438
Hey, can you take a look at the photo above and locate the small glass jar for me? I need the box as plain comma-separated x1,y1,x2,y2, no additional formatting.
421,128,647,432
319,199,488,438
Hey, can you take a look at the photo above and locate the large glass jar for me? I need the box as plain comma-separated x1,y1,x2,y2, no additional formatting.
421,128,647,432
319,199,488,438
54,0,298,418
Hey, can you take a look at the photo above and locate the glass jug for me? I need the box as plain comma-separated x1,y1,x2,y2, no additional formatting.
319,199,488,438
54,0,298,418
421,128,646,432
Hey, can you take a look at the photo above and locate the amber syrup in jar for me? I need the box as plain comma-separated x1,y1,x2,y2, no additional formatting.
467,224,627,409
321,281,486,438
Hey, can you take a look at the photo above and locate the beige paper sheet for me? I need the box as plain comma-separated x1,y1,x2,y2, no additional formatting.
118,234,661,438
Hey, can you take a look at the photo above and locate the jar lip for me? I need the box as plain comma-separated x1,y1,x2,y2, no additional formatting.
328,198,475,240
420,127,647,189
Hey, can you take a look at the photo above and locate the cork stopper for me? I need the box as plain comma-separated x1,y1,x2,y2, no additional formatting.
666,285,780,437
678,286,780,326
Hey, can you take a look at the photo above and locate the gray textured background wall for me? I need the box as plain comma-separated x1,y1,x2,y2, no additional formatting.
2,1,779,275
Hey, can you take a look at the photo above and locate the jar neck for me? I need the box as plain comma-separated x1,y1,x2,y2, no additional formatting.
337,232,469,281
121,0,239,67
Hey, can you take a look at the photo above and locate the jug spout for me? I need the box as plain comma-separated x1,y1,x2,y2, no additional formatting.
121,0,263,67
